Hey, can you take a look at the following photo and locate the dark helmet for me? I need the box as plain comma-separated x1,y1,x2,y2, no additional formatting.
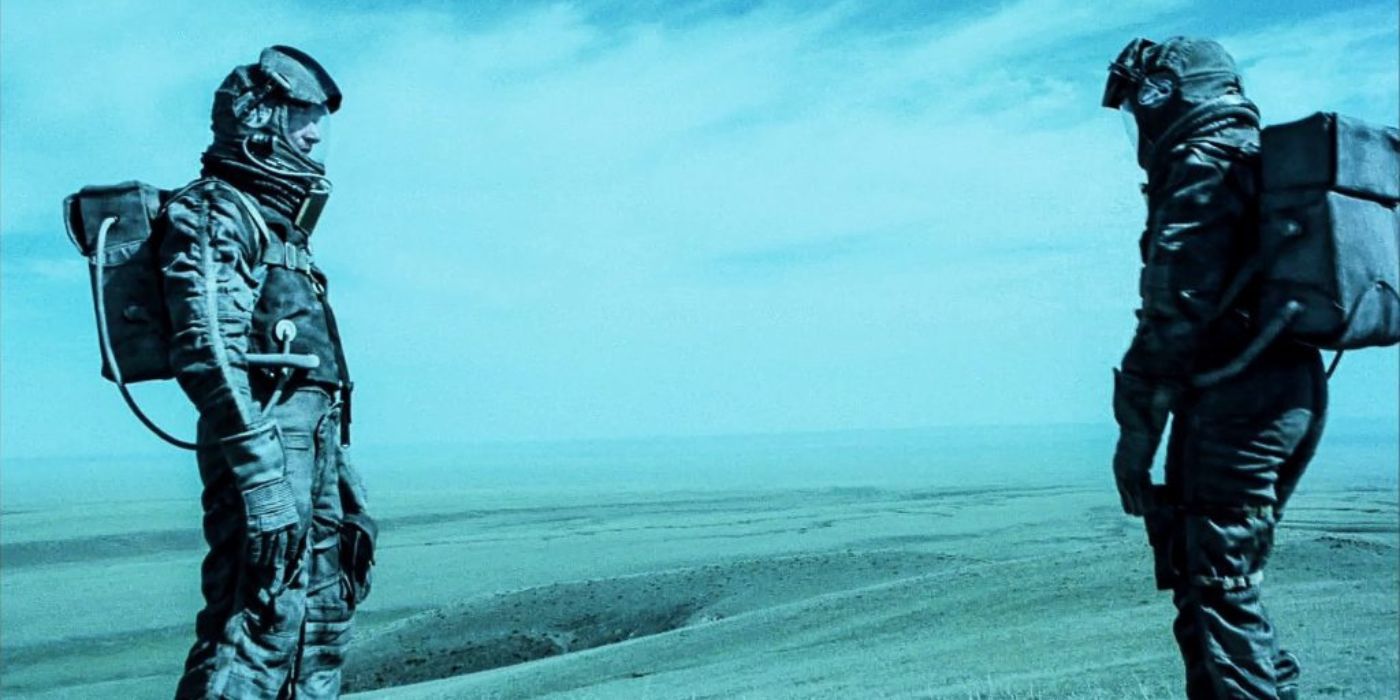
210,45,341,173
1102,37,1259,169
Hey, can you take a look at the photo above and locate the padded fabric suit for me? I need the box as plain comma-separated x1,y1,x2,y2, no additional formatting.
1159,346,1324,699
1113,38,1327,699
162,181,360,699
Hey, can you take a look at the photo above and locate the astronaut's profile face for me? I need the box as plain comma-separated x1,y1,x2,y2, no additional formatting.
285,102,330,162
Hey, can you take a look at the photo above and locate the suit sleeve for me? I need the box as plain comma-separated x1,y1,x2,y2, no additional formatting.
160,184,268,438
1121,146,1253,382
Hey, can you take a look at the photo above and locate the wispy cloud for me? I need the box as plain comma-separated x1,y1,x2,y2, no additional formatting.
2,0,1395,456
1222,3,1399,123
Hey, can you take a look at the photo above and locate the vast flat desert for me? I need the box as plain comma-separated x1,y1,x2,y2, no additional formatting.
2,423,1395,698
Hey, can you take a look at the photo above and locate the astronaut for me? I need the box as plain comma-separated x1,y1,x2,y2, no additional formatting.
1103,37,1326,699
161,46,373,699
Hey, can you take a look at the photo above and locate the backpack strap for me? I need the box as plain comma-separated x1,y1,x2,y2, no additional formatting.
1187,139,1267,320
225,185,272,249
1183,139,1297,388
187,179,316,275
164,177,273,251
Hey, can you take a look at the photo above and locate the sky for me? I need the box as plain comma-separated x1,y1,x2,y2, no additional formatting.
2,0,1397,459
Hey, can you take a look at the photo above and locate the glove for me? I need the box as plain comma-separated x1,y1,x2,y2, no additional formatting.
221,422,305,588
1111,369,1175,516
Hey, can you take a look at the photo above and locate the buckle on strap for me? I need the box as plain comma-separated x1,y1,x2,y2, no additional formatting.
1190,570,1264,592
262,239,314,274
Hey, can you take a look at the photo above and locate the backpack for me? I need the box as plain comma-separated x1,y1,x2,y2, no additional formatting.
1194,113,1400,387
64,179,273,448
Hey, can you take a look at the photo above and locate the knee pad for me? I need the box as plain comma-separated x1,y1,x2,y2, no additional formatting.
1177,505,1275,592
298,614,353,697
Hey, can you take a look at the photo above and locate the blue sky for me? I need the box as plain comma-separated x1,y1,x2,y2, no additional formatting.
2,0,1397,459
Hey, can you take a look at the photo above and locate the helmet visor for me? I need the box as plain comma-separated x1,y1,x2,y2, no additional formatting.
1102,37,1154,108
1102,62,1139,108
283,102,331,164
1119,103,1140,152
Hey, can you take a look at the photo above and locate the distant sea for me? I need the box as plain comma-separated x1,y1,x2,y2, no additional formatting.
2,420,1395,508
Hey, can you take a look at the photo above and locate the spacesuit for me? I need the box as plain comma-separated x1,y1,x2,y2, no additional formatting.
1103,37,1327,699
162,46,372,699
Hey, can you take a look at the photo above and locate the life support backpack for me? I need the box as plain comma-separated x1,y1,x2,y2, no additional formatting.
67,183,176,379
1195,112,1400,387
64,179,310,449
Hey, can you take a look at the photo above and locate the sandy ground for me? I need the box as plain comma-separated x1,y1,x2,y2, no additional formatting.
2,441,1396,699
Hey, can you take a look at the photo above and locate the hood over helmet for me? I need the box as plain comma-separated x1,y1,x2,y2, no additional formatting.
1102,37,1259,171
204,46,340,231
210,46,340,148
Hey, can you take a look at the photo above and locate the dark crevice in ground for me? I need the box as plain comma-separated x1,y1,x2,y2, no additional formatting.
341,602,700,692
340,550,958,693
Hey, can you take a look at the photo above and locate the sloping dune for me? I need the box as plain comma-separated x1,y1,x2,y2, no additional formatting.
347,505,1398,699
343,550,965,691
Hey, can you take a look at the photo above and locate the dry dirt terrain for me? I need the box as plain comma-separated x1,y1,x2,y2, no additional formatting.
2,428,1395,699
